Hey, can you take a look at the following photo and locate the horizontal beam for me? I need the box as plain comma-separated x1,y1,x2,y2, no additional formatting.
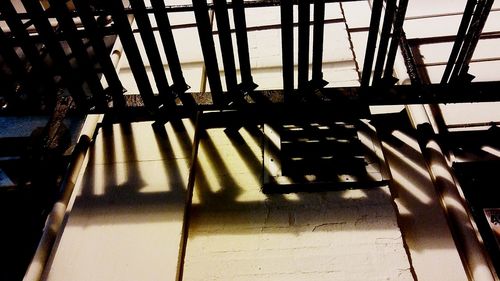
0,0,364,20
2,15,346,46
96,81,500,111
407,31,500,46
5,81,500,117
92,81,500,123
170,81,500,107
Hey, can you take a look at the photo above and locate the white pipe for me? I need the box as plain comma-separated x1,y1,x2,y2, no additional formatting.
406,105,497,281
23,16,131,281
23,114,102,281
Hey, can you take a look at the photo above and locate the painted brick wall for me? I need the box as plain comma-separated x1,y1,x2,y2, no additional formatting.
183,128,413,281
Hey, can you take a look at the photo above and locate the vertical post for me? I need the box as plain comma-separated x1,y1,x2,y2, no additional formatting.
0,27,29,94
232,0,257,91
213,0,238,94
107,0,157,110
372,0,397,86
129,0,177,111
297,0,310,91
73,0,126,109
22,0,88,109
451,0,493,83
280,0,294,99
441,0,477,84
361,0,383,87
192,0,224,105
311,0,326,87
49,0,107,110
150,0,189,94
0,1,58,104
383,0,409,82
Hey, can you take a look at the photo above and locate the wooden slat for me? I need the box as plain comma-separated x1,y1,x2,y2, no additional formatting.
280,0,294,98
232,0,257,90
383,0,409,81
372,0,396,85
106,0,158,110
192,0,224,104
0,1,58,102
311,0,326,87
214,0,238,94
22,0,88,109
49,0,107,110
72,0,126,109
298,0,310,90
150,0,189,94
130,0,177,111
361,0,383,87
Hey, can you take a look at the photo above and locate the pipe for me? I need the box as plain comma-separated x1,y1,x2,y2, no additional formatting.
23,19,127,281
393,5,498,276
23,114,102,281
406,105,497,281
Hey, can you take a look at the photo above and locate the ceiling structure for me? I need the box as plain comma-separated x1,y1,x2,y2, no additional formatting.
0,0,499,121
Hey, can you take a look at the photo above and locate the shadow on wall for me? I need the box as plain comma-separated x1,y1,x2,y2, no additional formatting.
56,115,402,232
45,114,453,280
44,111,468,252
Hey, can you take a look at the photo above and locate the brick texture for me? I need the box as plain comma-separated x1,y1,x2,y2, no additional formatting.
184,128,413,281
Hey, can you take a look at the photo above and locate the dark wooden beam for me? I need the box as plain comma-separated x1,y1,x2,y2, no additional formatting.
22,0,88,109
129,0,177,111
311,0,326,87
192,0,224,104
214,0,238,95
280,0,294,98
73,0,125,109
297,0,310,90
372,0,397,85
0,0,366,20
383,0,409,82
49,0,107,110
232,0,256,91
361,0,383,87
150,0,189,94
106,0,158,110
